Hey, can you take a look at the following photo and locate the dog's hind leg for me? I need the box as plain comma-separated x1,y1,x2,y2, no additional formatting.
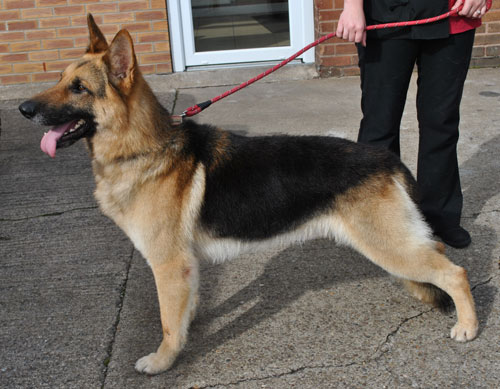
336,175,478,341
135,253,199,375
400,279,453,311
369,245,477,341
399,241,453,310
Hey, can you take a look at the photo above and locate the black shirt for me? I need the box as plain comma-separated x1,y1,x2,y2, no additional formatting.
365,0,450,39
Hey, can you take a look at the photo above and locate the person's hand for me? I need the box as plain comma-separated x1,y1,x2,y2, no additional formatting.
451,0,487,19
336,0,366,47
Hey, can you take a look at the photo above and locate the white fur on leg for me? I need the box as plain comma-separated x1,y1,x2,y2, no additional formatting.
450,320,478,342
135,351,177,375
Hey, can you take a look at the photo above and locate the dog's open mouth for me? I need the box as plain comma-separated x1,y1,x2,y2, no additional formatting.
40,119,92,158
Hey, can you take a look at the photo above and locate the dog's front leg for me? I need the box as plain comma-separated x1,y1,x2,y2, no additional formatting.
135,254,199,375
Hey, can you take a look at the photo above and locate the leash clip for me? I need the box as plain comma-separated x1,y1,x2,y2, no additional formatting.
171,113,185,125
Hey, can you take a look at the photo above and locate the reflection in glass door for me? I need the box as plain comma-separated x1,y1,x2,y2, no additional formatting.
168,0,314,70
192,1,290,52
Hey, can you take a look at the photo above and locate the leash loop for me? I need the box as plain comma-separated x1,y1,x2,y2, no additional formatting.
182,1,492,118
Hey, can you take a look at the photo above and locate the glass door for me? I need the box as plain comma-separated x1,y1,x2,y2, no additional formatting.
169,0,314,70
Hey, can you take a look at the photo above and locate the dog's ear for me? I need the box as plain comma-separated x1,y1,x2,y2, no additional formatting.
105,29,137,94
87,14,108,54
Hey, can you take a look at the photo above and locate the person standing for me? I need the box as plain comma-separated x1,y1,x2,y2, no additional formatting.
336,0,487,248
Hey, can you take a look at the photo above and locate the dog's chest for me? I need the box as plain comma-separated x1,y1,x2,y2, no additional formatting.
91,160,207,262
93,168,151,257
92,162,142,221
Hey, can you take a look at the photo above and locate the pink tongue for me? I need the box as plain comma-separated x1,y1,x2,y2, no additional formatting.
40,121,77,158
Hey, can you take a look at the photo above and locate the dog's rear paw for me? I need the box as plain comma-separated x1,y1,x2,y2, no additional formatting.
450,320,478,342
135,352,175,375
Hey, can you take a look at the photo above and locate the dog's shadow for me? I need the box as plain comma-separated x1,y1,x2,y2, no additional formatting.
175,135,500,369
181,241,382,364
129,98,499,376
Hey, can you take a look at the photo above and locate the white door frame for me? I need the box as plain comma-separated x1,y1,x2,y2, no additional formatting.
167,0,315,72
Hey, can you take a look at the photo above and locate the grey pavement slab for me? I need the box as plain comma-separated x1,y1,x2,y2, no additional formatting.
1,67,499,388
0,107,133,387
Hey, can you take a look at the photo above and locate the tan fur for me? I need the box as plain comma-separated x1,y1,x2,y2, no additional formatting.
22,14,478,375
333,174,477,340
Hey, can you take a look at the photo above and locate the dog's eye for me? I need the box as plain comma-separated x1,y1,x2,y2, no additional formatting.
71,82,87,94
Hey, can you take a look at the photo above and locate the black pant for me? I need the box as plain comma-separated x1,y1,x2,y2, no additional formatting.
357,29,475,232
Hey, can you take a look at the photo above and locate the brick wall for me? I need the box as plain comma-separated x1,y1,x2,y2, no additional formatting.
314,0,500,77
0,0,171,85
472,1,500,66
1,1,499,85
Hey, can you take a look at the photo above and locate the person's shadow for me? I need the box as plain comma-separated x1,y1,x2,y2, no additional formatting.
450,134,500,327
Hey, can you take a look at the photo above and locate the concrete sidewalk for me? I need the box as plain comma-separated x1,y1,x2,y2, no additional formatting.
1,66,499,388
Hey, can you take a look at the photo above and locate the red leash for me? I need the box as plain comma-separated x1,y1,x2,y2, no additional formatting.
180,2,491,118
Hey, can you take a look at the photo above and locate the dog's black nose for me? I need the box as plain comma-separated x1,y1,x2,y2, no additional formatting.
19,100,38,119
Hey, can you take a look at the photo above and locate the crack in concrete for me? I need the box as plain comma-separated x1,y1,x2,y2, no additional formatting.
471,276,494,291
195,361,359,389
370,308,433,361
194,310,438,388
172,88,180,114
368,275,497,365
101,246,135,389
193,275,500,389
0,205,98,222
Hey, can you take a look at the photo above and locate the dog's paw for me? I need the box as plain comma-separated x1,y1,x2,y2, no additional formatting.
450,320,478,342
135,352,175,375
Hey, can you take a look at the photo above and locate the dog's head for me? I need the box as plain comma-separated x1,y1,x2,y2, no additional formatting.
19,14,139,158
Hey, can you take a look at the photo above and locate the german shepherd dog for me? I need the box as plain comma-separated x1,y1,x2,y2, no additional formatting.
19,15,478,375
